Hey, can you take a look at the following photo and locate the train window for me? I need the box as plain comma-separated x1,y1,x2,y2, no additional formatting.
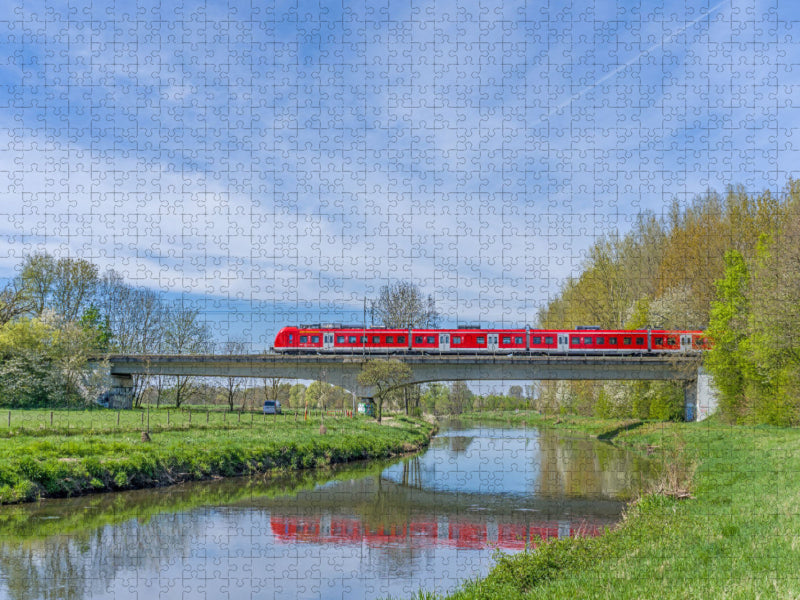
636,337,644,345
300,336,308,343
623,337,631,345
372,336,381,344
426,336,435,344
288,334,293,342
609,336,617,344
453,336,461,344
653,336,663,345
414,336,423,344
348,336,357,343
502,336,511,344
545,336,553,344
667,336,677,345
311,336,320,343
515,336,523,344
337,336,345,343
386,336,394,343
360,336,368,343
398,336,406,343
476,336,485,344
571,336,580,345
532,336,541,344
596,336,604,345
583,337,593,344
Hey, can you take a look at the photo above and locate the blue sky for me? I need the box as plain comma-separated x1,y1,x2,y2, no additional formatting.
1,0,798,348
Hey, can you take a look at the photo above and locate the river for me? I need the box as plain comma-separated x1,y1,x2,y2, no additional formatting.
0,419,654,599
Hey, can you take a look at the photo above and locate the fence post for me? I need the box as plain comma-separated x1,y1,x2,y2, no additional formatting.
7,411,10,428
117,410,120,428
207,409,210,424
50,411,53,428
167,409,170,426
188,408,191,425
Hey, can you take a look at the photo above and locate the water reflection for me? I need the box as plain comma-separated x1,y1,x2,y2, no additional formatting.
0,422,654,600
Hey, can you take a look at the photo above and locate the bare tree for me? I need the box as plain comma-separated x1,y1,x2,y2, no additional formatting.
163,304,213,407
370,281,437,328
221,339,247,411
96,271,168,407
97,271,167,353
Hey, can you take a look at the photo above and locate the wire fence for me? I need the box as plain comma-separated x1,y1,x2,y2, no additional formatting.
0,406,364,437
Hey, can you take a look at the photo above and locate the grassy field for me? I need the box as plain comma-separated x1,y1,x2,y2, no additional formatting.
424,411,800,599
0,407,434,504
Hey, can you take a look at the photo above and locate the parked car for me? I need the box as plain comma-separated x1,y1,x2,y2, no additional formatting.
263,400,282,415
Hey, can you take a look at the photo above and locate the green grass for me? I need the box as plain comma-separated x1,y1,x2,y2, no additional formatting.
426,412,800,599
0,407,434,504
456,410,644,438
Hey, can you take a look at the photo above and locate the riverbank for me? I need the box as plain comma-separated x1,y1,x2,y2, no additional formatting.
427,411,800,599
0,408,435,504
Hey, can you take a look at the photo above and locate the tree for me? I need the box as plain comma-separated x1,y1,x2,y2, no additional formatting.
420,382,450,415
0,280,32,326
370,281,437,328
19,253,58,317
0,316,103,407
305,380,334,412
221,339,247,411
450,381,474,414
97,270,166,354
289,383,306,409
357,359,412,422
20,253,99,322
746,202,800,424
162,304,213,407
706,250,752,422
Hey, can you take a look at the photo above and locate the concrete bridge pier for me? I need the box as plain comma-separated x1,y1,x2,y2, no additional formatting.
108,374,134,409
685,367,718,422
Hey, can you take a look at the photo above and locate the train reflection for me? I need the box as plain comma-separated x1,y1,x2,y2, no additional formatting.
270,514,602,550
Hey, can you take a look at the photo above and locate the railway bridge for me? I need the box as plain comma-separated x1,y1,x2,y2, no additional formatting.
102,353,717,421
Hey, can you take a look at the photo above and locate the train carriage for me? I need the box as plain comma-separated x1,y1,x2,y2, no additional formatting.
273,325,709,355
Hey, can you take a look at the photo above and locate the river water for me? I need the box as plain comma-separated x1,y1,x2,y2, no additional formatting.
0,420,654,599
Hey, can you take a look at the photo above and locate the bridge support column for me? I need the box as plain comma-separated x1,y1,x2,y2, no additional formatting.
109,375,134,409
684,367,719,422
695,367,718,421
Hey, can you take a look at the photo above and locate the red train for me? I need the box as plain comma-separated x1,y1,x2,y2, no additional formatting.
273,324,709,354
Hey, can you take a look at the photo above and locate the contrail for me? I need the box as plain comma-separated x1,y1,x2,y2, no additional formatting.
552,0,729,113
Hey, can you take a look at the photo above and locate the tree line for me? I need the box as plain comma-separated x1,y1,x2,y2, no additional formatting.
0,252,213,408
536,181,800,425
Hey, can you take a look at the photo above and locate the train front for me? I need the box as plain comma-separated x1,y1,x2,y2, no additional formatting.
273,326,300,352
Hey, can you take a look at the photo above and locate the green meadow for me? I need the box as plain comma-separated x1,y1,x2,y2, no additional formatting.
0,407,434,504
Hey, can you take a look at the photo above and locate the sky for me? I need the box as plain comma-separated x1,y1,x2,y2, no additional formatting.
1,0,798,349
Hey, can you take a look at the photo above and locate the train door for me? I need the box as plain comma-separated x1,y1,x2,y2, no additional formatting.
439,333,450,351
557,335,569,352
680,334,692,353
323,333,334,351
488,334,498,351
